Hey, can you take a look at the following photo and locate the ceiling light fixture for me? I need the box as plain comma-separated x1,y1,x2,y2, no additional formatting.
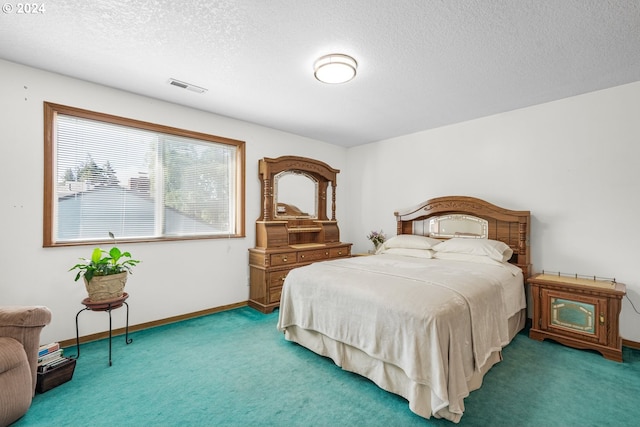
313,54,357,84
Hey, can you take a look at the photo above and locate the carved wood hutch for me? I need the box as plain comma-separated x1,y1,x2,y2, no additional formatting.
248,156,352,313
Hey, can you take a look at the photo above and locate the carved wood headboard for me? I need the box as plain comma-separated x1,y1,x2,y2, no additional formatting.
394,196,531,277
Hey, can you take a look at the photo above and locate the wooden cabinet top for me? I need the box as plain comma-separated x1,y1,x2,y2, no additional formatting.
528,273,626,295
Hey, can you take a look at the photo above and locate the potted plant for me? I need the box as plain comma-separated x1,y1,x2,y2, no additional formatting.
69,234,140,302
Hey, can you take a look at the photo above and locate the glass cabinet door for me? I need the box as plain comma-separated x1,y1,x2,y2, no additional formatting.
540,289,607,344
550,297,595,334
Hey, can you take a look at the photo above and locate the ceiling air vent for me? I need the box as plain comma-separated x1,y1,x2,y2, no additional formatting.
168,78,207,94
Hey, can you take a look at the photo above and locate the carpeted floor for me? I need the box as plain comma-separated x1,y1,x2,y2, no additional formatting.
13,306,640,426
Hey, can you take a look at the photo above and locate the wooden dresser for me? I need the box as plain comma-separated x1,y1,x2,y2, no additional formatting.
249,239,351,313
528,272,626,362
248,156,352,313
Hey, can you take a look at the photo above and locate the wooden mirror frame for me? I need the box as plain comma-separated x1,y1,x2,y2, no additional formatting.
257,156,339,222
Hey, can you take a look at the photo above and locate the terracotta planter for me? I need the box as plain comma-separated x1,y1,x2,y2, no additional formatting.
83,272,127,302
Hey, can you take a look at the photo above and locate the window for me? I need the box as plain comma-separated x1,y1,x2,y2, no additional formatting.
44,102,245,247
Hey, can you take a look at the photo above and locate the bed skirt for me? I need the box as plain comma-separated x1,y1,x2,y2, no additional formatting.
282,308,526,423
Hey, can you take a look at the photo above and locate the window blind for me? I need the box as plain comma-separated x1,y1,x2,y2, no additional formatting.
53,114,237,243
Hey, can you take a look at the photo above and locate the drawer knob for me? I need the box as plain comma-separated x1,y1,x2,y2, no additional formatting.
301,255,305,259
283,257,287,262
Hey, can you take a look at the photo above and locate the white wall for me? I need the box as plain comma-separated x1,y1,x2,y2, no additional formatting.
343,81,640,342
0,59,347,344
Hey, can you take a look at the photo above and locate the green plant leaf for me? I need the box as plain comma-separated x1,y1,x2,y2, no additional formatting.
85,270,94,282
109,247,122,263
90,247,102,263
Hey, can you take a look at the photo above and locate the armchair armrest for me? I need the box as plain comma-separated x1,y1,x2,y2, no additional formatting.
0,306,52,394
0,306,52,329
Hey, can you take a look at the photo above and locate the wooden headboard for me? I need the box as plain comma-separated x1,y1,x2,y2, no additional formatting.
394,196,531,277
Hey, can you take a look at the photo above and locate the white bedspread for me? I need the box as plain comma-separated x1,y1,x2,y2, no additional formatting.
277,254,525,420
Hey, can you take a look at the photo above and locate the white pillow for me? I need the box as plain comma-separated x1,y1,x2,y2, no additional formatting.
383,234,442,250
432,238,513,263
378,247,434,259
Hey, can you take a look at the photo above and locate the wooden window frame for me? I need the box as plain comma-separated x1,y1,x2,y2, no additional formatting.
43,102,246,247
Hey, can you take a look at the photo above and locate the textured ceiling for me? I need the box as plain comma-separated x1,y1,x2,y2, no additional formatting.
1,0,639,147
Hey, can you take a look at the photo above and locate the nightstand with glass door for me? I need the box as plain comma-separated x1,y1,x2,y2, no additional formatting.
528,272,626,362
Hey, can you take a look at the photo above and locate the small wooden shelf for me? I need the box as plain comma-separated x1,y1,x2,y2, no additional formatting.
288,227,322,233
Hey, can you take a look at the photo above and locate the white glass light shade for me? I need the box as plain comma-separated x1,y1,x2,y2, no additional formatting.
313,54,357,84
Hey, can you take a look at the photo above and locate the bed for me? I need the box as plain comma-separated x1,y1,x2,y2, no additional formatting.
276,196,531,423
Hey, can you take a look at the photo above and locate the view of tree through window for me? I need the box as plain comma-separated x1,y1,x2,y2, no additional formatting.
44,103,245,246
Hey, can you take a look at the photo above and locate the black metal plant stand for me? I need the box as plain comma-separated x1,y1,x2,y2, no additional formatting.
72,292,132,366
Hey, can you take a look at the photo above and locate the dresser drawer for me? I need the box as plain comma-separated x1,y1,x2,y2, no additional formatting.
330,246,350,258
267,269,290,288
268,286,283,304
269,252,297,266
298,248,330,263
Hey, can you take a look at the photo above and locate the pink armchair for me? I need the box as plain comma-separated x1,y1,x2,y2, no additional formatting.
0,306,52,427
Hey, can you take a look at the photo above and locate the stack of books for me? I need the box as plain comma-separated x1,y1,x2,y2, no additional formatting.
37,342,66,373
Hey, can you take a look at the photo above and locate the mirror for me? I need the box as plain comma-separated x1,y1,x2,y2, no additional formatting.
273,171,318,219
411,214,488,238
427,214,488,238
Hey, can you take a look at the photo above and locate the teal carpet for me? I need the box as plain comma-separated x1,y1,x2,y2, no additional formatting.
13,307,640,426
